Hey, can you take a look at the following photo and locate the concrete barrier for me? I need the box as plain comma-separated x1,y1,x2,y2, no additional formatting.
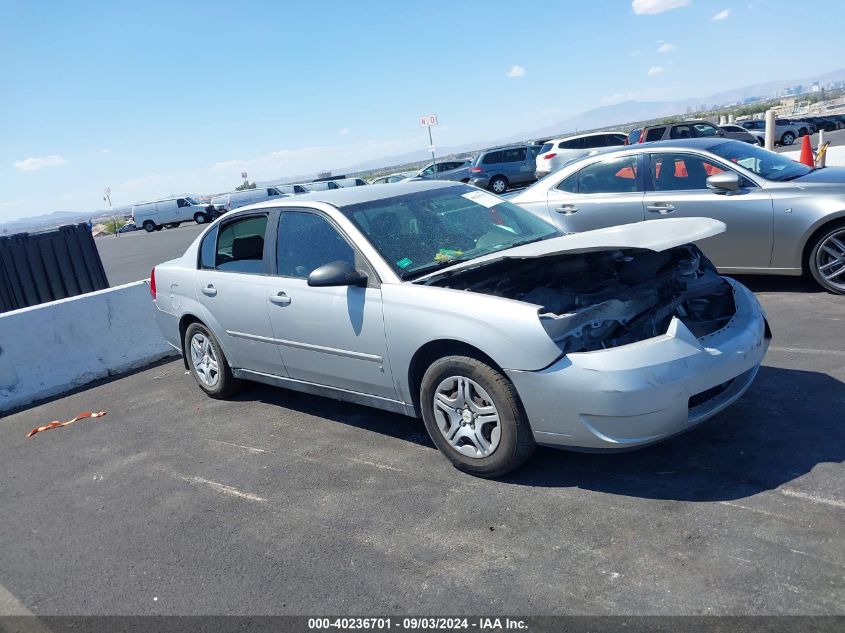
0,280,177,414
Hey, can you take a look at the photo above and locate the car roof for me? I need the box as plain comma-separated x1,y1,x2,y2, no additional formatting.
547,131,625,143
234,180,461,213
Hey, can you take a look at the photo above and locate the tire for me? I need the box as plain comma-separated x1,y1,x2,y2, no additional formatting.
800,127,809,137
420,355,535,478
194,212,208,225
184,322,241,398
781,132,795,146
489,175,508,195
461,178,470,183
143,220,156,233
808,224,845,295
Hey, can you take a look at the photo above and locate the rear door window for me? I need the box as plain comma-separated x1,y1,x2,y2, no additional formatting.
644,127,666,142
559,138,583,150
482,151,503,165
573,155,640,195
581,136,607,149
215,215,269,273
502,148,527,163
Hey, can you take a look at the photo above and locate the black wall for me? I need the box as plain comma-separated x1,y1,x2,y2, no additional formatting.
0,223,109,314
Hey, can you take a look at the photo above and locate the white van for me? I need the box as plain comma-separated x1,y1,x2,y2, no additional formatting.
302,181,341,192
275,183,312,195
211,187,289,213
334,178,368,187
131,197,215,232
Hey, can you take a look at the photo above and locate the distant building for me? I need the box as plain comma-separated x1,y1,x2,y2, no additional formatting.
812,81,820,93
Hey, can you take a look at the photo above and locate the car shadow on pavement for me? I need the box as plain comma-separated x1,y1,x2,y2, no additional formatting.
501,365,845,501
232,383,436,449
730,274,823,294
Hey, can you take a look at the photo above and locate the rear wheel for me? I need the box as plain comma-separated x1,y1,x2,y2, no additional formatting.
420,355,535,477
489,175,508,195
184,322,241,398
809,224,845,295
781,132,795,146
143,220,156,233
194,212,208,224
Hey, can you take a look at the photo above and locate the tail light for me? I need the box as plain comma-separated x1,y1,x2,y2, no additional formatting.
470,166,482,173
543,153,557,160
149,267,157,300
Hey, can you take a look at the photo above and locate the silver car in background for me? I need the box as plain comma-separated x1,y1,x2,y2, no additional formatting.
151,182,769,477
409,160,473,183
513,139,845,294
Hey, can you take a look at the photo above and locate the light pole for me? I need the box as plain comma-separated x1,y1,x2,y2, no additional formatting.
103,187,118,237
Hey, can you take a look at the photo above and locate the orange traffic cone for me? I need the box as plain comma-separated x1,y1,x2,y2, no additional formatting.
798,134,815,167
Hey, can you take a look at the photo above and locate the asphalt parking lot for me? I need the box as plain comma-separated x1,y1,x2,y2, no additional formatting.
773,128,845,153
0,276,842,615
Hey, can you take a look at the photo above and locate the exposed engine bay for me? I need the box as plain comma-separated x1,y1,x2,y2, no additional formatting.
426,245,736,354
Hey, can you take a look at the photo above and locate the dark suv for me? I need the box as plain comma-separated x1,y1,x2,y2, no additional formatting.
468,145,540,193
628,120,732,144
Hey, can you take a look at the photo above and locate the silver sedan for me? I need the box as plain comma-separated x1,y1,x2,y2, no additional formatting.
512,139,845,294
152,182,769,477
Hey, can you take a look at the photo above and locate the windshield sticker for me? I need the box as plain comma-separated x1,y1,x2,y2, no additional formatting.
434,249,463,263
462,190,502,208
396,257,413,269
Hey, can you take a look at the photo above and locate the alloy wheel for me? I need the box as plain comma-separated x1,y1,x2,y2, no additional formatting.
190,332,220,387
815,228,845,292
432,376,501,458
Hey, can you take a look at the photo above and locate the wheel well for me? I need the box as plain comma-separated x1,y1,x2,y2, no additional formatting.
407,340,505,416
802,217,845,273
178,314,203,369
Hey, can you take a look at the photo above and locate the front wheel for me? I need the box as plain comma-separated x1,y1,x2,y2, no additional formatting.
809,224,845,295
489,175,508,195
184,322,241,397
420,355,535,477
194,212,208,225
781,132,795,146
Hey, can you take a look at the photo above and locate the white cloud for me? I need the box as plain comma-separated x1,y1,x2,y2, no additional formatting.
506,65,525,78
630,49,643,56
712,8,731,19
100,148,111,155
632,0,690,15
13,155,67,171
647,66,665,76
339,128,349,135
657,42,675,53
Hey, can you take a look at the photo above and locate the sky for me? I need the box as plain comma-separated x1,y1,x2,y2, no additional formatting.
1,0,844,221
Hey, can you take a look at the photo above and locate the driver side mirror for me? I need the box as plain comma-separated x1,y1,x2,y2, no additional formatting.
706,171,740,192
307,261,368,288
716,129,725,137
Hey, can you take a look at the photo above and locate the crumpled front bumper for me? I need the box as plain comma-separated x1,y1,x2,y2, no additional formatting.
505,280,771,450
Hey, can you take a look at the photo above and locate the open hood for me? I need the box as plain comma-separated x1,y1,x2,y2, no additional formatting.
416,217,725,282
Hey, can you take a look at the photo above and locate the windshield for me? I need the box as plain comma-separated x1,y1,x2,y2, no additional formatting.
709,140,814,181
340,184,560,279
185,196,201,205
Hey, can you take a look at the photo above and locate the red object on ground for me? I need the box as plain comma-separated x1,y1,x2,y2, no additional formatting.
26,411,107,437
799,135,815,167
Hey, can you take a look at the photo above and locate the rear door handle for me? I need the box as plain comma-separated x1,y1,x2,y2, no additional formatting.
269,291,291,306
201,284,217,297
554,204,579,215
646,203,675,214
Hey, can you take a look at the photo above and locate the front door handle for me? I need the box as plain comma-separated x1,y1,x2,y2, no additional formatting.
554,204,579,215
201,284,217,297
269,291,291,306
646,203,675,214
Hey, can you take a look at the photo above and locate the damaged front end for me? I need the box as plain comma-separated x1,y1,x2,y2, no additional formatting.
427,244,736,354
